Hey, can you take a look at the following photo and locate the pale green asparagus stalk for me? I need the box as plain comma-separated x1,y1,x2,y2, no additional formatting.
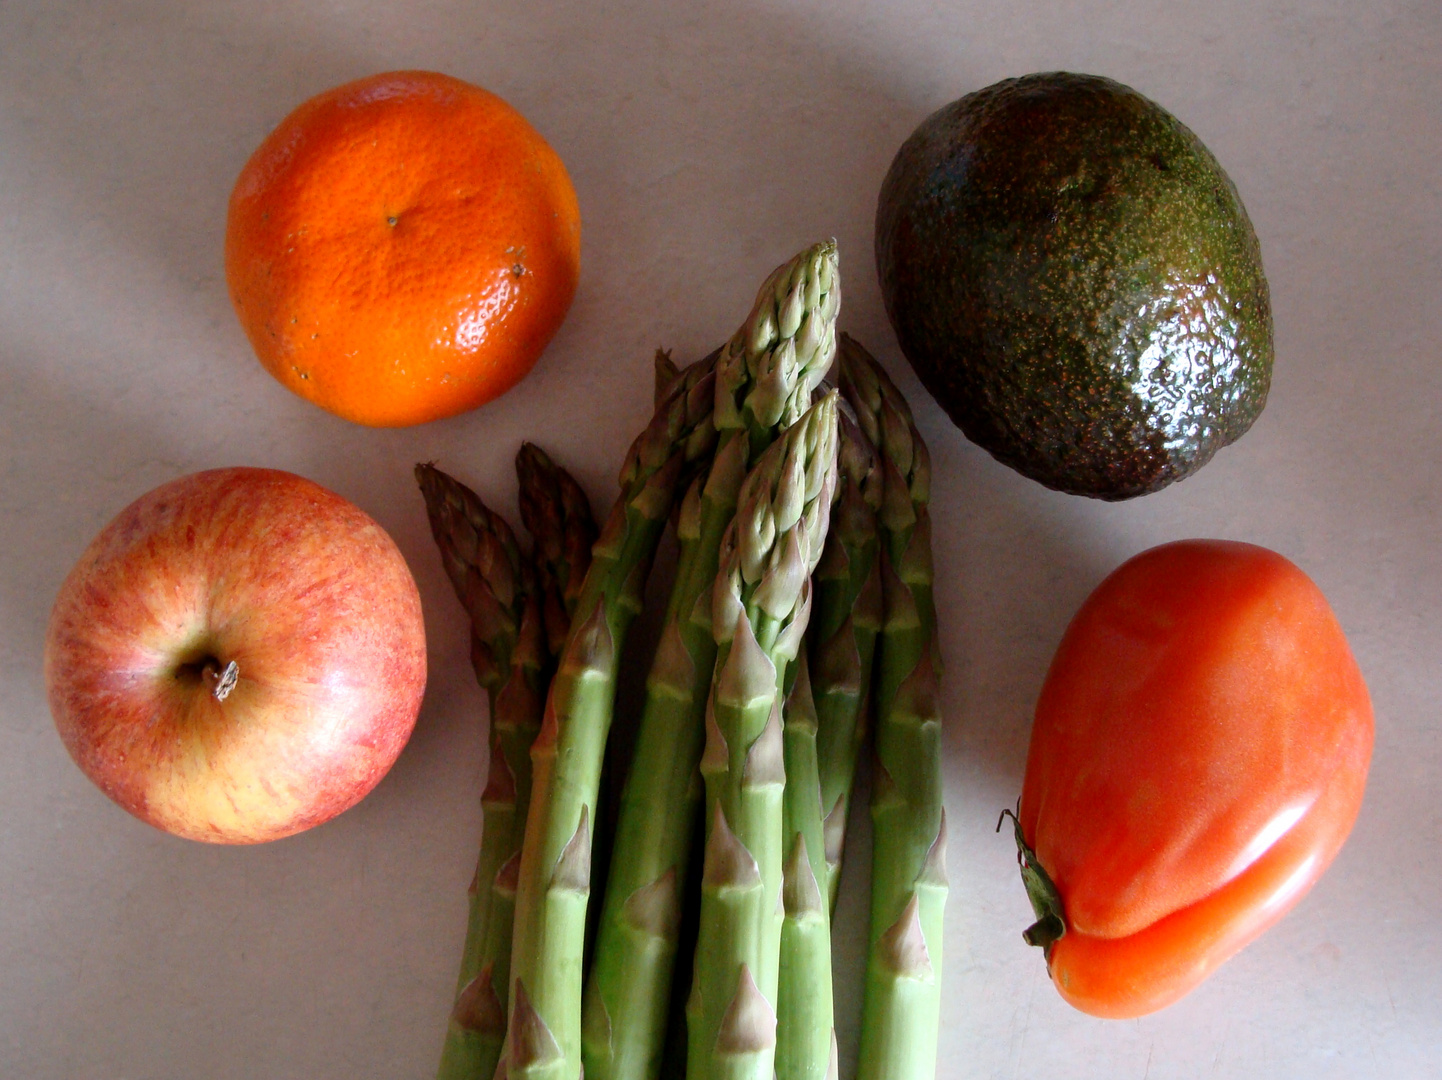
417,463,545,1080
515,442,606,987
776,649,837,1080
809,408,883,910
469,446,600,1080
584,242,840,1080
502,356,720,1080
687,393,840,1080
839,335,948,1080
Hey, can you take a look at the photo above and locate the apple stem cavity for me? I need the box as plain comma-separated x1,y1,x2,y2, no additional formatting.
211,660,239,702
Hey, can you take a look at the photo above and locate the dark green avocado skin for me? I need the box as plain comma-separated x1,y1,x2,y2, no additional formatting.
876,72,1273,500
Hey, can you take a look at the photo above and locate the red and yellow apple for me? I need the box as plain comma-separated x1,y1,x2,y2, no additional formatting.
44,467,427,843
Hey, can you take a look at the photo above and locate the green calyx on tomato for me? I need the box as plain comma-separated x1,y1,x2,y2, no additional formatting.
997,806,1065,957
1012,539,1373,1020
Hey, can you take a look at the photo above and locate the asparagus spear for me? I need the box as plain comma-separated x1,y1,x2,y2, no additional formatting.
417,463,546,1080
518,443,600,664
655,348,681,408
502,355,720,1080
839,335,948,1080
809,408,883,910
490,447,602,1076
687,392,840,1080
584,242,840,1080
776,649,838,1080
656,806,705,1080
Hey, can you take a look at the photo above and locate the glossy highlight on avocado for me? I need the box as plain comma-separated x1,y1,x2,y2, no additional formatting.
876,72,1273,499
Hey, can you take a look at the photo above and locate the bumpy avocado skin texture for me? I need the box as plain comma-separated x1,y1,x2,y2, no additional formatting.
876,72,1273,499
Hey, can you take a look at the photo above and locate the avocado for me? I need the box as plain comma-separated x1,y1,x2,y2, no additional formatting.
875,72,1273,499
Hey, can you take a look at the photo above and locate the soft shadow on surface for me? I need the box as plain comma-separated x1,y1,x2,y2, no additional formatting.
0,351,190,656
0,4,368,309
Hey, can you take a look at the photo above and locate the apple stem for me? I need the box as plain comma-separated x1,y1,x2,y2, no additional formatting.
212,660,239,702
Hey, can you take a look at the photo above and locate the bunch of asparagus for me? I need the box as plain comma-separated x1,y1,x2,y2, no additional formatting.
418,446,599,1080
420,243,946,1080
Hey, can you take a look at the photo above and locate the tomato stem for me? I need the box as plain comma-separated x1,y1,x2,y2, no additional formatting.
998,807,1066,958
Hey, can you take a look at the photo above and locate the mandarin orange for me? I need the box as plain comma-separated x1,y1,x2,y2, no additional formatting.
225,71,581,427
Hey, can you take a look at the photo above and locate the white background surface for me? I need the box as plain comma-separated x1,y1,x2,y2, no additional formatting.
2,1,1438,1077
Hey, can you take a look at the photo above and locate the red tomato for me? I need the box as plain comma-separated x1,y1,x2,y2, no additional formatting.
1011,539,1373,1018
